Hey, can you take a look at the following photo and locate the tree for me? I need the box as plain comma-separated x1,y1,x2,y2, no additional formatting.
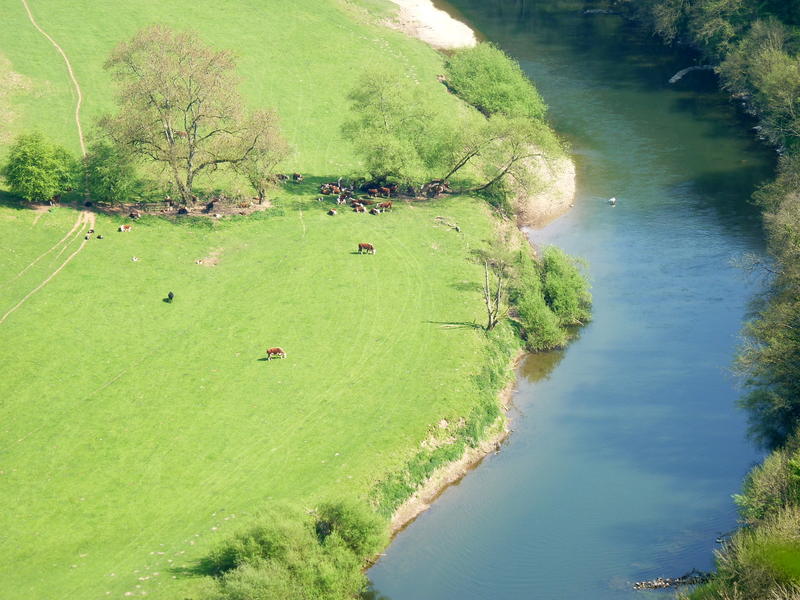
2,132,76,202
83,141,144,203
442,115,563,193
232,110,290,203
101,26,287,204
472,247,514,332
343,68,443,182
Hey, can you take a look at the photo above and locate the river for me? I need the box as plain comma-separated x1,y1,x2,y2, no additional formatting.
368,1,776,598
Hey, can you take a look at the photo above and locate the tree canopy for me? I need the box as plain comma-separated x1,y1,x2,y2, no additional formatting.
100,25,287,204
2,132,76,202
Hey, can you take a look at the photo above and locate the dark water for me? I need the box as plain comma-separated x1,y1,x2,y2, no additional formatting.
368,2,776,599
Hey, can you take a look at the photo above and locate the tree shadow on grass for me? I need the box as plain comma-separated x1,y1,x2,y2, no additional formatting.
275,175,348,198
425,320,483,330
450,281,481,293
168,562,208,579
0,190,86,212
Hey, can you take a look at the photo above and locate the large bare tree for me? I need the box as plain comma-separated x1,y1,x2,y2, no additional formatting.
100,25,286,204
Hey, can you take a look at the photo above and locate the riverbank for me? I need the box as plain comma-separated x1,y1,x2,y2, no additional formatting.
516,153,577,228
385,0,477,49
376,0,578,535
389,350,526,534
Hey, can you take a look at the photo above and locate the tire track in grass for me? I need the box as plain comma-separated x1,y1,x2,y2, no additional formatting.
20,0,86,155
0,211,84,289
0,212,94,325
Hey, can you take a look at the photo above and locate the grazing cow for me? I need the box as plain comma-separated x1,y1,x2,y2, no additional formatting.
292,173,303,183
358,242,376,254
328,208,337,216
167,291,174,303
379,187,391,197
119,224,132,232
277,174,290,182
367,188,378,197
378,201,393,211
266,347,287,360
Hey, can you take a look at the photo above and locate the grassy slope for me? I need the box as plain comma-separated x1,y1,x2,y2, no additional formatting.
0,1,514,598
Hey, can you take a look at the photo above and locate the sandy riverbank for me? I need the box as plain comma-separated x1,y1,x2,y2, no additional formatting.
515,153,577,228
385,0,477,49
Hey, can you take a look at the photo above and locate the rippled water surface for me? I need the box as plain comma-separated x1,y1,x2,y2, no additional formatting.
368,1,777,599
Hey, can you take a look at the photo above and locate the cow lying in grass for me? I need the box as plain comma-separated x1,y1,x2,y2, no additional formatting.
266,347,287,360
119,224,133,232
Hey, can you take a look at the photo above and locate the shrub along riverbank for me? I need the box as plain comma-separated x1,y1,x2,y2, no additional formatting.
0,3,588,598
607,1,800,596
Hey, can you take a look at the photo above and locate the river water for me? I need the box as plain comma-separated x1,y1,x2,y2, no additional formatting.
368,1,776,598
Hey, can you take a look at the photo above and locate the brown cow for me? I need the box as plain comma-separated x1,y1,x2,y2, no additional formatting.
354,205,366,213
367,188,378,197
378,201,393,211
119,224,133,232
266,347,287,360
378,187,391,197
358,242,376,254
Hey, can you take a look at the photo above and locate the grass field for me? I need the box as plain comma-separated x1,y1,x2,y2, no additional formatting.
0,1,521,598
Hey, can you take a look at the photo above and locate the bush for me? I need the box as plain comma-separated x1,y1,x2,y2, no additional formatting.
200,503,386,600
541,246,592,326
315,501,387,557
445,43,547,120
2,132,77,202
735,448,800,525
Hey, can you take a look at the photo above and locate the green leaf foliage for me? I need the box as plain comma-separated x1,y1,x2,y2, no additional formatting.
510,252,567,351
444,43,547,120
541,246,592,326
342,67,447,181
84,141,144,203
200,502,386,600
2,132,77,202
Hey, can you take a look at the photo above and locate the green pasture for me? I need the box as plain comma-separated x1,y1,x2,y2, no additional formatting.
0,0,454,170
0,194,504,599
0,1,522,597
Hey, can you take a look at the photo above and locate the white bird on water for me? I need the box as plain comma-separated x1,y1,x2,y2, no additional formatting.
608,197,617,207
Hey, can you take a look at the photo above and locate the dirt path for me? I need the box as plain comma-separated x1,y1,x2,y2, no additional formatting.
0,211,94,325
20,0,86,155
